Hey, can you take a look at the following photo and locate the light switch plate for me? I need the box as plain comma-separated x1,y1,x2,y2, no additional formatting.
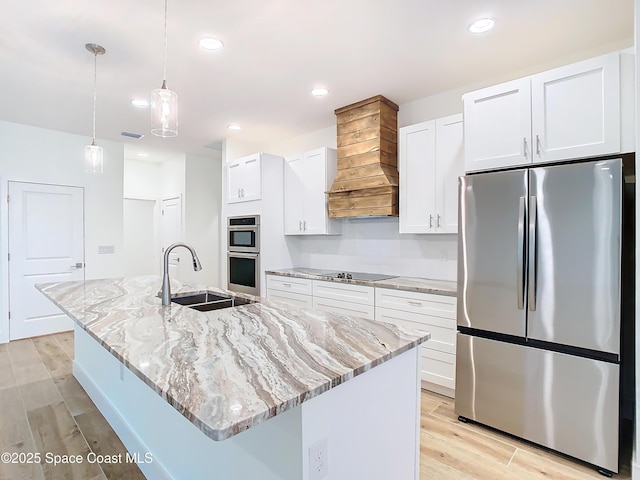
98,245,115,254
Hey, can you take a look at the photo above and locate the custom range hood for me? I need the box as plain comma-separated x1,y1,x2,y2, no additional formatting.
328,95,399,218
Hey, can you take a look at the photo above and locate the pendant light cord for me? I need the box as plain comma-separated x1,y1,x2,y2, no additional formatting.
92,51,97,143
163,0,168,85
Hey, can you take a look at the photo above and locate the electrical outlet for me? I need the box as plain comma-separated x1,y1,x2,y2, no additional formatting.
309,438,328,480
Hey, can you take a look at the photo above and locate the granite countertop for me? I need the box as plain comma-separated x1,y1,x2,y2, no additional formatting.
266,268,457,297
37,276,429,441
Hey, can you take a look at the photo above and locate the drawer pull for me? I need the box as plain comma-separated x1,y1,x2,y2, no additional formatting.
407,301,423,306
282,283,292,287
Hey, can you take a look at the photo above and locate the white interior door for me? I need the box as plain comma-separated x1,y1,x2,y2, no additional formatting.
8,181,84,340
161,196,182,280
123,198,158,276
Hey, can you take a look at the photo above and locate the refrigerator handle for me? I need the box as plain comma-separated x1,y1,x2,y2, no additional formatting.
528,196,537,311
517,196,526,309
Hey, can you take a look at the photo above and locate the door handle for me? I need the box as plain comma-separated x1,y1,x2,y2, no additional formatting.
516,197,526,310
69,262,84,269
528,196,537,311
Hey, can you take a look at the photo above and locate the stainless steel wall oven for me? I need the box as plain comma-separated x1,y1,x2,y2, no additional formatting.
227,215,260,295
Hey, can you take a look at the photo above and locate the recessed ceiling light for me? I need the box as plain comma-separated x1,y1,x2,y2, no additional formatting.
131,98,149,108
311,88,329,97
227,124,241,131
199,37,224,51
468,17,495,34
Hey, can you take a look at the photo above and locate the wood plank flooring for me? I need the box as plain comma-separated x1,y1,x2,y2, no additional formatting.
0,333,632,479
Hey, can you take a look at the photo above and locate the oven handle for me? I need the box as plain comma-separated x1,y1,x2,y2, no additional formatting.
227,252,259,258
228,226,259,231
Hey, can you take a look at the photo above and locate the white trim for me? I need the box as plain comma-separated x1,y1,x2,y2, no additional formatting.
421,381,455,399
0,177,8,343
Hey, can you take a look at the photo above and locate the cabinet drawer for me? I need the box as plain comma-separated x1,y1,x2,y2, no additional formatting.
421,349,455,389
375,287,456,317
266,289,313,309
266,275,312,295
312,297,375,321
375,307,456,355
313,280,374,305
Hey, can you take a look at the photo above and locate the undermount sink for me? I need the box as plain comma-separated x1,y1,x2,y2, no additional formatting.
171,291,252,312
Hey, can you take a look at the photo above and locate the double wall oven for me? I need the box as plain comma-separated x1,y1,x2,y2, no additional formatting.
227,215,260,295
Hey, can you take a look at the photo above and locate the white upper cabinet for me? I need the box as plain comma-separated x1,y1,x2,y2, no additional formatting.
399,114,463,234
531,53,620,163
463,78,532,172
464,52,621,173
284,147,341,235
226,153,262,203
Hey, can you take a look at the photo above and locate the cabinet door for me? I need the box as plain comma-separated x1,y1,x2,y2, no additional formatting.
435,114,464,234
302,149,327,234
531,52,620,163
226,159,243,203
284,155,305,234
463,78,532,172
399,121,436,233
240,154,262,202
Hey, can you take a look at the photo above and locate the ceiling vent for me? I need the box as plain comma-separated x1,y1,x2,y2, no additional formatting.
121,131,144,139
328,95,399,218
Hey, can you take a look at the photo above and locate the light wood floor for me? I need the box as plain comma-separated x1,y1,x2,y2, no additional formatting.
0,333,632,480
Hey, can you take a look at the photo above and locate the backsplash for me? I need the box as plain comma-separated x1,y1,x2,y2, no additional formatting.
288,216,457,281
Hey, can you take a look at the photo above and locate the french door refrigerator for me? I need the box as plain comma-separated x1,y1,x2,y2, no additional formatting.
456,158,622,474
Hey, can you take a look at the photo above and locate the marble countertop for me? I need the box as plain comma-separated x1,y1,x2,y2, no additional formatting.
266,268,457,297
37,276,429,441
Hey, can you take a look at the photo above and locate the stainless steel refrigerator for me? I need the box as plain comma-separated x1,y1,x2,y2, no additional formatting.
456,158,622,474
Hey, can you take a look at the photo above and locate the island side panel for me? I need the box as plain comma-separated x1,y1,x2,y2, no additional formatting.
73,325,303,480
300,347,421,480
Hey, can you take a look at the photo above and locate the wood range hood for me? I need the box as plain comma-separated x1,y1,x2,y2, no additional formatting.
328,95,399,218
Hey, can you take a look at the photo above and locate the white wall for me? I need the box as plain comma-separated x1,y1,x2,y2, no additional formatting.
0,120,125,342
124,158,162,199
181,153,222,286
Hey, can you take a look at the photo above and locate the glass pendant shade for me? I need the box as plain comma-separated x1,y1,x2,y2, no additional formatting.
85,142,104,174
151,82,178,137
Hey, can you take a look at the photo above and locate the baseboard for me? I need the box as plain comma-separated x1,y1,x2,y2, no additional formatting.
421,380,455,398
73,361,172,480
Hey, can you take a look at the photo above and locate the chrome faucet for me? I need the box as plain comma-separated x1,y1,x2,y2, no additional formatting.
161,243,202,306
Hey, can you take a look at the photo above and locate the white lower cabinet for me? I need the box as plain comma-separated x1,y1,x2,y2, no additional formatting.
375,288,457,397
265,275,313,308
312,280,375,320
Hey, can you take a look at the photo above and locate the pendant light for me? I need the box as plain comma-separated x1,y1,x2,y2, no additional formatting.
151,0,178,137
85,43,106,174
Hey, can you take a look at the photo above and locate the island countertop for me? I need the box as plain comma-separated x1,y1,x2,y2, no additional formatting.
37,276,429,442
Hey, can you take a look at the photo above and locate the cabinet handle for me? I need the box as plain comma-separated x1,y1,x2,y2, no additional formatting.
237,188,241,197
241,187,245,197
523,137,528,158
299,220,302,231
437,214,441,228
535,135,541,155
407,301,423,306
429,215,433,228
303,220,307,231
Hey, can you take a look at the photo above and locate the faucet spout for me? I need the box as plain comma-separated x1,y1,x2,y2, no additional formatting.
161,242,202,306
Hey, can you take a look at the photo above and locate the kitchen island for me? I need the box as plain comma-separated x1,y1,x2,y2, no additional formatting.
37,276,429,480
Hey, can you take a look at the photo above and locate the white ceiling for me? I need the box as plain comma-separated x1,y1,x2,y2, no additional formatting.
0,0,634,158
